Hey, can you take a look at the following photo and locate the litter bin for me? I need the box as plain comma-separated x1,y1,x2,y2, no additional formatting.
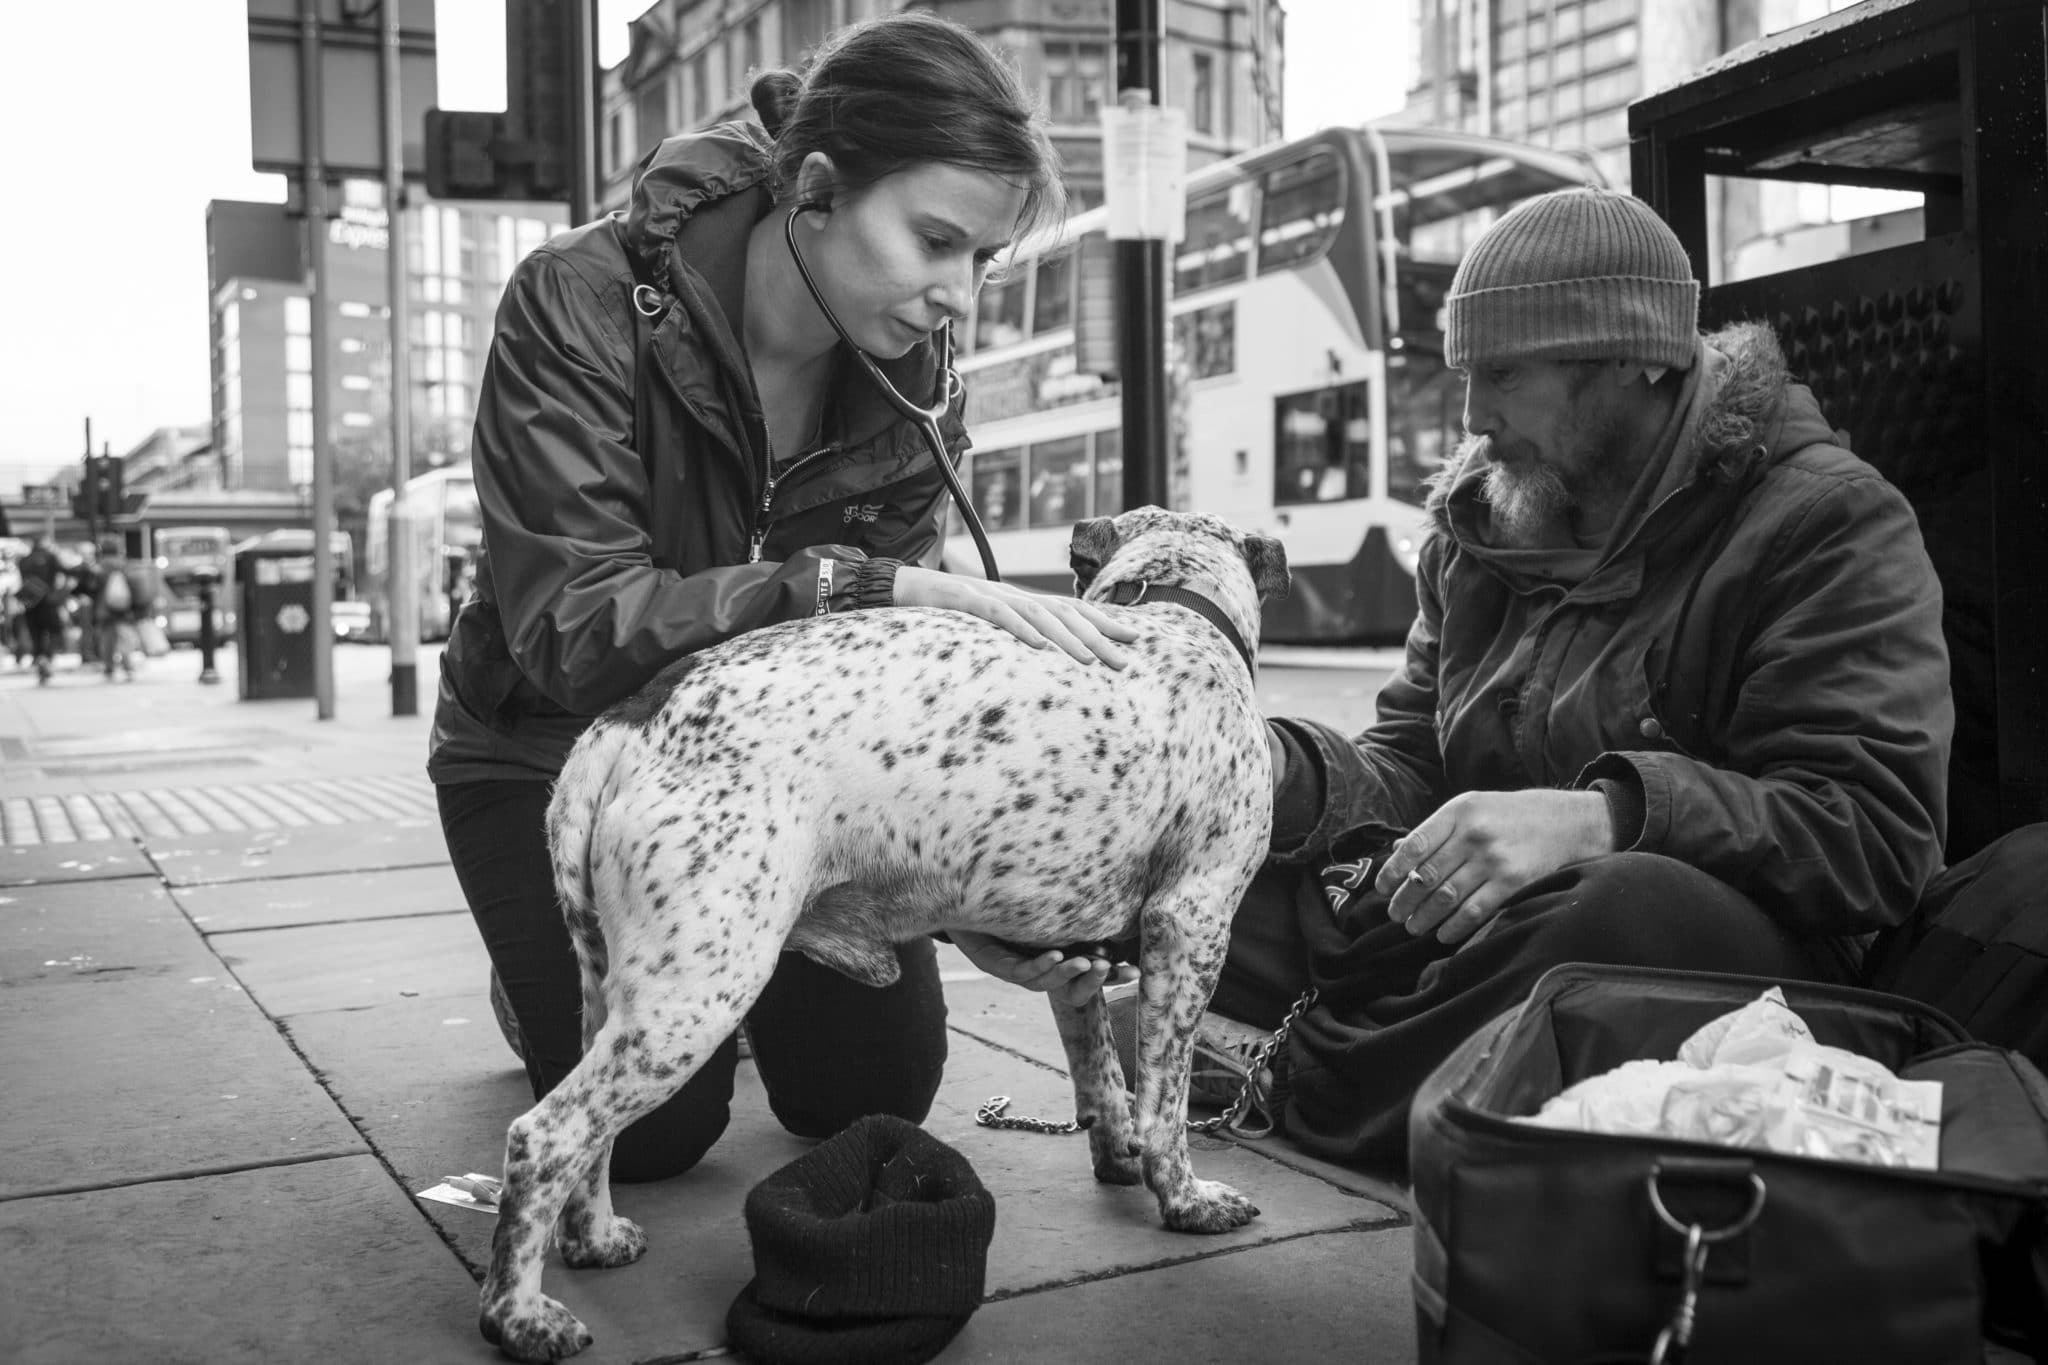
234,538,317,700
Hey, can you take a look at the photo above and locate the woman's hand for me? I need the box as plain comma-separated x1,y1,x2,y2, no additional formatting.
949,929,1140,1009
893,566,1139,667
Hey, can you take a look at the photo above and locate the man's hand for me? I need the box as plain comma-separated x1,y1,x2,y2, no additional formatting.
949,929,1139,1009
1372,789,1614,946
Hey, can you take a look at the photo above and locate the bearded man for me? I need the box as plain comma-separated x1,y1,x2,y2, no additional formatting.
1205,186,1955,1176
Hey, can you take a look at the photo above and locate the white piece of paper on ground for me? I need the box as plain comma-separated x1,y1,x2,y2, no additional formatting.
416,1172,502,1213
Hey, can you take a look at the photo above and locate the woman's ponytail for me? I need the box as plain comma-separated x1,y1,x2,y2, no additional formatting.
749,69,801,140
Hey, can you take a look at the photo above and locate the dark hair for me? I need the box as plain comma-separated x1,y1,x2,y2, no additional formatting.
748,11,1066,241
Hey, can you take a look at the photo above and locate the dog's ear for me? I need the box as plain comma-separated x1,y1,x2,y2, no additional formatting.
1241,533,1291,602
1069,518,1120,593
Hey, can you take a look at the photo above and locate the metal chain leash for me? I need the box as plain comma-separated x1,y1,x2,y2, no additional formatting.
975,987,1319,1139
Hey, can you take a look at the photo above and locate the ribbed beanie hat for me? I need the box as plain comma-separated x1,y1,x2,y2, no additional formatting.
725,1114,996,1365
1443,186,1699,371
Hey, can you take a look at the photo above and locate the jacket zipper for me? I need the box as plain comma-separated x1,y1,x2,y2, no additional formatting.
746,440,839,563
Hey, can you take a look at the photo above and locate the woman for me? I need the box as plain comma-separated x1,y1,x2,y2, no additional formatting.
433,11,1137,1182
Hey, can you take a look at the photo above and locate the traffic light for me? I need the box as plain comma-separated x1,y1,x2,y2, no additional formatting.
424,0,581,202
72,456,125,523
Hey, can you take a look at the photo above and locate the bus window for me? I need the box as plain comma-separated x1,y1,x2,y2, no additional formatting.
970,447,1024,530
1257,147,1345,275
1093,429,1122,518
974,272,1028,351
1032,252,1075,335
1386,351,1462,506
1175,185,1254,294
1027,435,1090,527
1274,381,1371,505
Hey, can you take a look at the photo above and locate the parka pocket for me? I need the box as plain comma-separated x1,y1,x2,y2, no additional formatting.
1628,642,1705,761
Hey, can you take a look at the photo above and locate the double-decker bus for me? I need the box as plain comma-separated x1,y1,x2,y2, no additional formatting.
949,125,1602,643
150,524,236,647
363,464,481,643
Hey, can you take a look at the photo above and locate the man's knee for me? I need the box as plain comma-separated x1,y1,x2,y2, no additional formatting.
609,1100,731,1183
1504,852,1797,975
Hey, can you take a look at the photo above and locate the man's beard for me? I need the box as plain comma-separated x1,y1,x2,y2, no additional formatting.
1461,408,1634,551
1460,434,1574,549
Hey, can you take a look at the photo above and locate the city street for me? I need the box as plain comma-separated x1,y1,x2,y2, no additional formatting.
0,638,1413,1364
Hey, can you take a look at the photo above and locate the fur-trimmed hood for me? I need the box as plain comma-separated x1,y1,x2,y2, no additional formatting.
1427,320,1839,530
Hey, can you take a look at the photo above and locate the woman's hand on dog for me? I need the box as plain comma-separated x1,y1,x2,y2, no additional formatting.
949,930,1140,1008
894,567,1139,667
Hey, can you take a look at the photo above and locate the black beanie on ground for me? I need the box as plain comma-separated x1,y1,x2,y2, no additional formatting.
725,1114,996,1365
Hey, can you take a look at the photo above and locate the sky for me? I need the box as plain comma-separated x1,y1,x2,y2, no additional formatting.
0,0,1406,494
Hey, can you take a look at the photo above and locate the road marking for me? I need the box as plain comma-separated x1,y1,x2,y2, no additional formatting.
1,776,439,846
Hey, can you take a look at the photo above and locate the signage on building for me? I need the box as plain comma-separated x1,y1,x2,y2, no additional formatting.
963,346,1118,428
330,180,390,251
246,0,438,182
20,484,65,510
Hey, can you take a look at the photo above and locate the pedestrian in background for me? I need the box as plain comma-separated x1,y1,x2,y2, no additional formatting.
14,538,69,685
431,11,1136,1184
93,538,156,682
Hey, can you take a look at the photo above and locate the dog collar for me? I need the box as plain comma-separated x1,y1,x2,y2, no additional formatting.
1102,580,1256,675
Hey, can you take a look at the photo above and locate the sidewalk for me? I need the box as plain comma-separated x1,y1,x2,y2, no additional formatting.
0,642,1417,1364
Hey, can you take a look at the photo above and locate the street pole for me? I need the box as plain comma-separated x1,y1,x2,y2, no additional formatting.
1113,0,1172,513
382,0,419,716
82,418,97,551
570,0,598,226
300,0,336,720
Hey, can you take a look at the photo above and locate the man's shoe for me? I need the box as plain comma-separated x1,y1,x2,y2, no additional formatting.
1102,983,1289,1138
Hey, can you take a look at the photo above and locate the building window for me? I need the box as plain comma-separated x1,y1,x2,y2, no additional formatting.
607,111,627,173
1191,51,1216,135
691,50,711,124
969,447,1024,531
785,0,828,54
1045,41,1108,125
1032,251,1075,335
739,16,762,81
1093,428,1122,517
637,76,670,152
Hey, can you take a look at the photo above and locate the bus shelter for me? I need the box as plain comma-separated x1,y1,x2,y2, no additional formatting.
1628,0,2048,861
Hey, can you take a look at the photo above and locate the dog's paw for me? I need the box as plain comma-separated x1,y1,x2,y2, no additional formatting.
479,1292,593,1361
1087,1128,1143,1186
557,1213,648,1269
1160,1179,1261,1234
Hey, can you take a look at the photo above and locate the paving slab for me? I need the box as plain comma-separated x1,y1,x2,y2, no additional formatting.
145,814,450,886
0,878,366,1197
175,861,468,933
0,1155,488,1365
278,927,1401,1363
209,908,483,1017
0,837,154,887
946,1224,1418,1363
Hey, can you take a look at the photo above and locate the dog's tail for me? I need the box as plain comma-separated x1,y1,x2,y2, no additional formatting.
545,723,633,1053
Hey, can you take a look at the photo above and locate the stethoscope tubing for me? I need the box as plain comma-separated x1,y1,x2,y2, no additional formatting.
784,203,1002,584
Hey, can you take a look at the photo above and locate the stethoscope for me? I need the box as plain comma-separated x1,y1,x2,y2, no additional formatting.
783,202,1002,583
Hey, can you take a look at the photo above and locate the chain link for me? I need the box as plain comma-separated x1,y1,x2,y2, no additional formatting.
974,986,1319,1139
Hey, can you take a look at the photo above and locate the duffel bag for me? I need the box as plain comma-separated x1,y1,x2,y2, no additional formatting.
1409,963,2048,1364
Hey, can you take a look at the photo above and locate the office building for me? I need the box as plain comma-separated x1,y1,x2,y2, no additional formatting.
597,0,1286,214
205,188,567,496
1399,0,1919,284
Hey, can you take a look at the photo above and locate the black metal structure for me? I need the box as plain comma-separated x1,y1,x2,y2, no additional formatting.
1630,0,2048,860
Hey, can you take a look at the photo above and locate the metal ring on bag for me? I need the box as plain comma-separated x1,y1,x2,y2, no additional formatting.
632,283,666,317
1645,1167,1767,1241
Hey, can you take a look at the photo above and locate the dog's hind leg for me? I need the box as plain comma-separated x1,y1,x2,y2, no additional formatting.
1050,992,1141,1185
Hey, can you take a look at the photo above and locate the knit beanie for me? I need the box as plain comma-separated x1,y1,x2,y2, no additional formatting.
725,1114,997,1365
1443,186,1700,371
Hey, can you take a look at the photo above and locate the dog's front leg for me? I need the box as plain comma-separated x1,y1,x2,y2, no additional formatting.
1049,990,1141,1185
1132,881,1259,1234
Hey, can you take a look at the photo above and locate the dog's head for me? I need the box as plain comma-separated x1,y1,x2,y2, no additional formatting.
1068,507,1290,645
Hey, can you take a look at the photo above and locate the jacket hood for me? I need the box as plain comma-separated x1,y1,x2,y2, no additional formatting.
623,121,779,297
1428,319,1839,529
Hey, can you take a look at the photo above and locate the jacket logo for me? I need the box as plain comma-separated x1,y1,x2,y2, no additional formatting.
843,503,883,524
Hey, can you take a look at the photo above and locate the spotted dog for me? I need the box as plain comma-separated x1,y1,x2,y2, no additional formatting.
478,507,1290,1361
